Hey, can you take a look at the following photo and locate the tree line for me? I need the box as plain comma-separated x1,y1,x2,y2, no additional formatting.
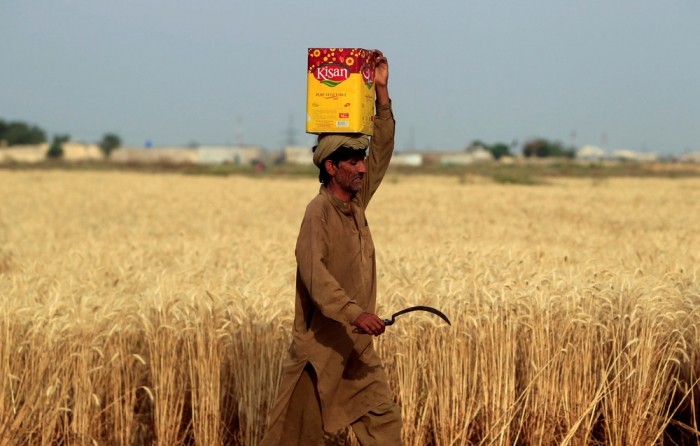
469,139,576,159
0,118,121,158
2,117,576,160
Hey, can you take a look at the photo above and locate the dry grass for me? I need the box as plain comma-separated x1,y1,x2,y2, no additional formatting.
1,170,699,445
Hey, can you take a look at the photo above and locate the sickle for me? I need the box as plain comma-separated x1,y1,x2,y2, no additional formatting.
383,305,451,326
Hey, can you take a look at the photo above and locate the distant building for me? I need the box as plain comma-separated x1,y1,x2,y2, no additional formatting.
0,142,102,163
111,147,198,164
611,149,658,162
576,145,606,162
197,146,262,165
282,146,314,165
0,144,48,163
391,152,423,167
439,148,494,166
109,145,264,165
62,142,103,161
678,151,700,163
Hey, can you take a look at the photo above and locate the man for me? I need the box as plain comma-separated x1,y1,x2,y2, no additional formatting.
260,50,401,446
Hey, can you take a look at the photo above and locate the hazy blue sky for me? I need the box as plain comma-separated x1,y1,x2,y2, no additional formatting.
2,1,698,154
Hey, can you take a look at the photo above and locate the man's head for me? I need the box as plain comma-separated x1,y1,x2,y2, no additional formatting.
312,134,369,188
318,147,367,197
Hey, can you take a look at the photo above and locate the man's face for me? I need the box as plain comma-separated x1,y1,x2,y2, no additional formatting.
332,155,367,194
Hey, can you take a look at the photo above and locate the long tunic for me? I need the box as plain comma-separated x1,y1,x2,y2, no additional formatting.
263,102,396,438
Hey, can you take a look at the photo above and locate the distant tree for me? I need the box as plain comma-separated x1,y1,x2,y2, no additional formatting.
522,139,547,157
523,138,575,158
0,119,47,146
99,133,122,158
467,140,487,151
467,140,511,160
47,134,69,159
0,119,6,145
487,143,511,160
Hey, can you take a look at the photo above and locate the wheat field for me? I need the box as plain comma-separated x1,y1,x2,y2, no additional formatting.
0,169,699,445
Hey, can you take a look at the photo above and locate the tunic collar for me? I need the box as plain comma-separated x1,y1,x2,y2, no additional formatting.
320,186,354,215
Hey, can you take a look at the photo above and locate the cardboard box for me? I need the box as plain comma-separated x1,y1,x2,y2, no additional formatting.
306,48,376,135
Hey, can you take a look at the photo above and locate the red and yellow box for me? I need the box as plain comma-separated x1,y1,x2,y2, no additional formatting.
306,48,376,135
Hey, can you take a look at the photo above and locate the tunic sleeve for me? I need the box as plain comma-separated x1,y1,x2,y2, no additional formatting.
295,205,364,325
360,100,395,208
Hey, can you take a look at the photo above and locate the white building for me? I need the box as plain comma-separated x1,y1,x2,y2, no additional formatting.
282,146,314,165
611,149,658,162
110,147,199,164
576,145,606,161
439,148,494,166
391,152,423,167
0,144,48,163
197,146,262,165
62,142,103,161
0,142,103,163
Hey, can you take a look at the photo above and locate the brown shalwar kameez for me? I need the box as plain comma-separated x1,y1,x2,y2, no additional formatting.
261,102,400,446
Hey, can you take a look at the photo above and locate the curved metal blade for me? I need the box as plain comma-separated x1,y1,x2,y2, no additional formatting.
383,305,451,326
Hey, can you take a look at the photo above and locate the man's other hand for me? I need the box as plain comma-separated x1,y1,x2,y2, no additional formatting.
352,312,386,336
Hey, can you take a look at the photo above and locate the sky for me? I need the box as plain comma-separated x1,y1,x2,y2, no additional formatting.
1,0,699,155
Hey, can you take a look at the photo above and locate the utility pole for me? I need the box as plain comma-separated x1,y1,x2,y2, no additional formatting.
235,116,244,147
285,114,298,147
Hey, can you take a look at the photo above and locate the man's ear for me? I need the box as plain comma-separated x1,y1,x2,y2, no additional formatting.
324,159,337,176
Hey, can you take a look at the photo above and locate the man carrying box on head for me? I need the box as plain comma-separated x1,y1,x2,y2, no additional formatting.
260,50,402,446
